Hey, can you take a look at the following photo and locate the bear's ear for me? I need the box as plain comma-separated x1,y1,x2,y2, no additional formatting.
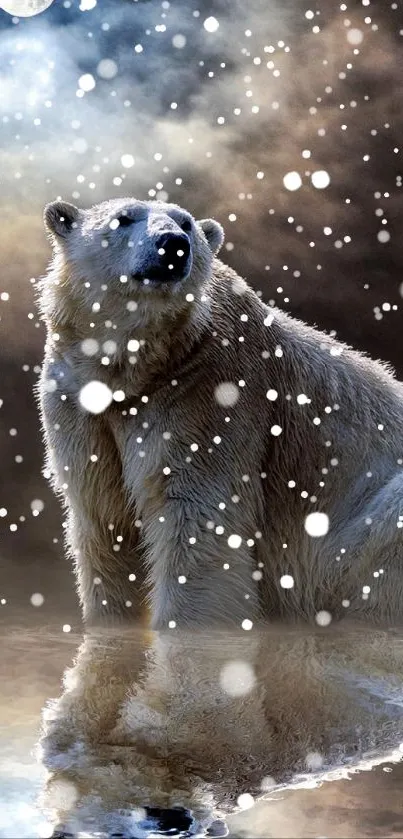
44,201,82,240
198,218,224,255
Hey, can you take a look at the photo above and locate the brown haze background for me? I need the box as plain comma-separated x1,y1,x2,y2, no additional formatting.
0,0,402,624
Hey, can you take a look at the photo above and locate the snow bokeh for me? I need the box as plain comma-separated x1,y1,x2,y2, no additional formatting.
219,660,256,697
305,512,329,538
78,380,113,414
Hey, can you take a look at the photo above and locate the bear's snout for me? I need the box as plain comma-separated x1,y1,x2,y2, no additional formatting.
152,232,191,281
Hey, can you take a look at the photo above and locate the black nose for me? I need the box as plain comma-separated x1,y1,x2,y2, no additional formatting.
143,806,194,835
155,233,191,270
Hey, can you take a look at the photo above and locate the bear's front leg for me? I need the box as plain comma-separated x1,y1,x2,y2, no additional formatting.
38,357,147,625
143,495,261,630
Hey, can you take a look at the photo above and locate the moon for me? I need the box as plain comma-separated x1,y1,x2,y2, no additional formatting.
0,0,54,16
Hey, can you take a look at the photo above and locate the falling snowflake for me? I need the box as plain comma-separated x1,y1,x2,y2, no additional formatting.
30,592,45,607
266,389,278,401
78,74,96,92
315,610,332,627
305,512,329,537
283,171,302,191
347,28,364,46
172,34,186,49
79,381,113,414
377,230,391,243
214,382,239,407
31,498,44,515
311,170,330,189
220,660,256,696
81,338,99,356
97,59,118,80
121,154,135,169
203,16,219,32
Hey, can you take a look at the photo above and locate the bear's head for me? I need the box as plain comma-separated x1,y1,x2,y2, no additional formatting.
43,197,224,313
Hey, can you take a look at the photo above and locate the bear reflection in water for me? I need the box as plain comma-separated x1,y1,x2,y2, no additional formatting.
39,623,403,838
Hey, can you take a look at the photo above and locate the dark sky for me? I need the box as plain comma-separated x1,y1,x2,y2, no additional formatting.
0,0,402,623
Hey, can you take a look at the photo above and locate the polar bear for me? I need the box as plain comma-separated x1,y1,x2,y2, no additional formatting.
37,196,403,838
38,196,403,629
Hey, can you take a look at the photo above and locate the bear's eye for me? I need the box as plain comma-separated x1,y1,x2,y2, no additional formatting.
181,218,192,233
117,215,135,227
